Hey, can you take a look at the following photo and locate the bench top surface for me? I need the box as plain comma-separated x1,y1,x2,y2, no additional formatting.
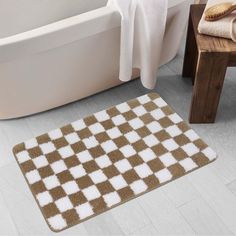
192,4,236,53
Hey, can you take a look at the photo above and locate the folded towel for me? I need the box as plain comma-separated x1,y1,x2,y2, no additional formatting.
198,0,236,42
107,0,168,89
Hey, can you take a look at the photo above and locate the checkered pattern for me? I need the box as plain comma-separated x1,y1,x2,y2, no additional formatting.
13,93,217,232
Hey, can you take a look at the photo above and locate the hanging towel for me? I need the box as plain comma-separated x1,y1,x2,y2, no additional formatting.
198,0,236,42
107,0,168,89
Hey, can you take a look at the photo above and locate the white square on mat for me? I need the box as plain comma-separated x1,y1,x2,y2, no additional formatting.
40,142,56,155
162,139,179,151
134,163,153,178
159,153,177,167
16,150,31,164
26,170,41,184
82,136,99,149
36,191,53,207
168,113,182,124
25,138,38,149
48,129,63,140
101,140,117,153
94,110,110,122
139,148,156,162
89,170,107,184
202,147,217,161
71,120,86,131
103,192,121,207
82,186,101,201
155,169,172,183
143,134,159,147
109,175,128,190
55,197,73,212
76,203,94,220
76,150,93,163
133,106,147,116
69,165,86,179
120,145,136,158
48,214,67,231
95,155,112,168
153,97,167,108
116,103,130,113
62,181,80,195
184,130,199,142
129,118,144,130
58,146,74,159
43,176,60,190
125,131,141,143
106,127,122,139
165,125,182,138
89,123,105,135
130,180,148,195
33,155,48,169
51,160,67,174
179,158,198,172
137,95,151,104
146,121,162,133
112,115,126,126
114,159,132,173
151,109,165,120
65,133,80,145
182,143,199,156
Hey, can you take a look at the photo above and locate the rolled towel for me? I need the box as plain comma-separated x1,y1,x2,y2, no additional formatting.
198,0,236,42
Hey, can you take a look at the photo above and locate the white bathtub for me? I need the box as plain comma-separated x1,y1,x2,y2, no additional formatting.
0,0,191,119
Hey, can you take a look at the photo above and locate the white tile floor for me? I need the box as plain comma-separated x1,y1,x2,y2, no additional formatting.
1,39,236,236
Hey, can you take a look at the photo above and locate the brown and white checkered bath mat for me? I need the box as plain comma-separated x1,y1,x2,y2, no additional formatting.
13,93,217,232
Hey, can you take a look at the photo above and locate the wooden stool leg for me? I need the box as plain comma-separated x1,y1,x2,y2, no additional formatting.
189,52,228,123
182,13,198,84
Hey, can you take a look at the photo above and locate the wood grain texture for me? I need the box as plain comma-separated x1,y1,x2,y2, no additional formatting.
182,10,198,84
190,51,228,123
184,5,236,123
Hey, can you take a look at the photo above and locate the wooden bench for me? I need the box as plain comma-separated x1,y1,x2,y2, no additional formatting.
183,4,236,123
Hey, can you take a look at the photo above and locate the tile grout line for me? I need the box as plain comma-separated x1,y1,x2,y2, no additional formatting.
185,170,236,235
177,193,234,235
0,190,20,236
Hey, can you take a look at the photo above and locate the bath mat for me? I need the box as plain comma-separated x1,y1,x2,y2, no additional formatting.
13,93,217,232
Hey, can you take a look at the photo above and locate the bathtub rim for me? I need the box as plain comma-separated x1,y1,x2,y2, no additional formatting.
0,6,121,63
0,0,189,63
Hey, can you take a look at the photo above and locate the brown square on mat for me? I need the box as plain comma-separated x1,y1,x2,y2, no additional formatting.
77,128,92,139
101,120,114,130
96,181,115,195
76,176,94,189
71,141,86,153
83,116,97,126
53,138,69,149
62,209,79,224
49,187,67,201
64,155,81,169
28,147,43,158
69,192,87,206
61,124,74,135
94,132,110,144
21,160,36,173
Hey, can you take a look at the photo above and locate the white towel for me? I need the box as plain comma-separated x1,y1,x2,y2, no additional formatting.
107,0,168,89
198,0,236,42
